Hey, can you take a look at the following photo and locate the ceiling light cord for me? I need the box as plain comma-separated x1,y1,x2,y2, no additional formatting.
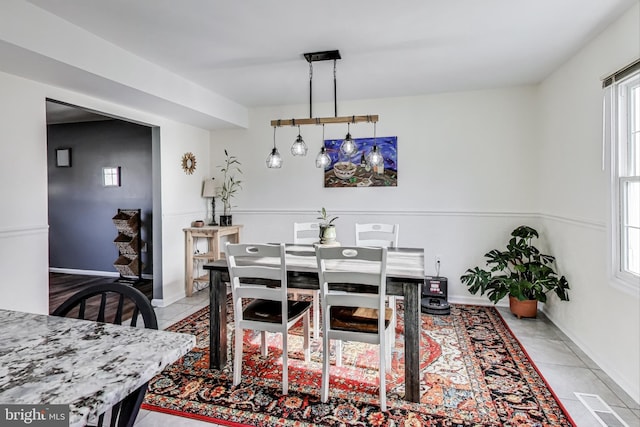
316,124,331,169
266,126,282,168
367,121,383,168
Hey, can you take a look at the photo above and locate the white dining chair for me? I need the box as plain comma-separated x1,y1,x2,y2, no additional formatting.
355,222,399,332
226,242,311,395
315,245,392,411
355,223,399,248
292,222,321,339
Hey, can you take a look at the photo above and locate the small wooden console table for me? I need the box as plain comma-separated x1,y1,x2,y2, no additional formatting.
183,225,242,296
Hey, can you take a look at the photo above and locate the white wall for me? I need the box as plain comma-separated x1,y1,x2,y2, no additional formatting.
0,70,212,313
210,86,541,303
0,73,49,313
537,3,640,402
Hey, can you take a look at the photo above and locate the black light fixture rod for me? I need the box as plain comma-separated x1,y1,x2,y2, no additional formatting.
333,59,337,117
309,62,313,118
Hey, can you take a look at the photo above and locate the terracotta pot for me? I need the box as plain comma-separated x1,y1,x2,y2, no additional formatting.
509,295,538,319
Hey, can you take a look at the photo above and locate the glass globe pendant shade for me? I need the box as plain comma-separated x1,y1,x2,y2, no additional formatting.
367,145,383,167
266,147,282,168
316,147,331,168
340,132,357,156
291,127,308,156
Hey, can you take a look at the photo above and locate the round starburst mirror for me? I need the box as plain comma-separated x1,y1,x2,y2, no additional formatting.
181,152,197,174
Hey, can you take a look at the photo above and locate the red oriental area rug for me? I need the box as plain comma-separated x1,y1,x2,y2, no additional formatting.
142,303,575,426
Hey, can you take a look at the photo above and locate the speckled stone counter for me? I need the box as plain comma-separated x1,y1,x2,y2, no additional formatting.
0,309,195,427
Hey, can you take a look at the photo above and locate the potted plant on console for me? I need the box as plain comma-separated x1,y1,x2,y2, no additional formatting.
219,149,242,226
317,207,338,245
460,225,570,318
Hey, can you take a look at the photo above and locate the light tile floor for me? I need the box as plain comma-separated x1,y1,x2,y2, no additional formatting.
134,292,640,427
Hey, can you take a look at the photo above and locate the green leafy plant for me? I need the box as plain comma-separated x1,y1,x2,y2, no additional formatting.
219,150,242,215
316,207,338,228
460,225,570,304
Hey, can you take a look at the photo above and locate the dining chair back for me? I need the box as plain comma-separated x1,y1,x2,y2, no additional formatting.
355,222,400,333
315,246,392,411
293,222,320,244
355,223,399,248
226,242,311,395
292,222,321,339
52,282,157,427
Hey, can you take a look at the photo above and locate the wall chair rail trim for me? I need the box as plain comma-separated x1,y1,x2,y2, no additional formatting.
0,225,49,238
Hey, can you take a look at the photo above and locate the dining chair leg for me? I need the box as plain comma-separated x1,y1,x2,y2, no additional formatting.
233,328,243,386
321,332,330,403
260,331,267,357
282,331,288,395
389,296,397,333
303,312,310,362
335,340,342,367
379,340,387,412
312,292,320,339
386,327,393,372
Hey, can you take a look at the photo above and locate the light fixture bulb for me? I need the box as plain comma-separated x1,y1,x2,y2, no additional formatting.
367,145,383,167
291,133,308,156
340,134,357,156
340,123,358,156
316,147,331,168
266,147,282,168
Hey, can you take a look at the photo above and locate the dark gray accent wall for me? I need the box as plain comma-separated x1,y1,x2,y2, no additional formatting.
47,120,153,275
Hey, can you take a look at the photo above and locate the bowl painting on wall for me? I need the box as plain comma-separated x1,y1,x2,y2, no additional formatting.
322,136,397,188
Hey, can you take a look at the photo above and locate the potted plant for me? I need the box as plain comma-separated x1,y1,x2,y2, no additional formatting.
316,207,338,245
460,225,570,318
219,149,242,226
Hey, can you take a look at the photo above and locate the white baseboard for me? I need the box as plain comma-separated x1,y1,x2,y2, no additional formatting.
152,291,186,308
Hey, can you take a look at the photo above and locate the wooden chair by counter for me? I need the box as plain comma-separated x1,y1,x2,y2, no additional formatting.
226,242,311,395
355,222,399,331
52,282,157,427
316,246,392,411
293,222,321,339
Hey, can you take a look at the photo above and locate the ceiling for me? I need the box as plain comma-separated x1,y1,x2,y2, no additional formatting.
29,0,635,117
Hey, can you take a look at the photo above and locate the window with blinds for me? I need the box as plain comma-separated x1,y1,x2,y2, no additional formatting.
604,59,640,290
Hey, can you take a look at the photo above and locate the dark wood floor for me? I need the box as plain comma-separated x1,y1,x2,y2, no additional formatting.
49,273,153,322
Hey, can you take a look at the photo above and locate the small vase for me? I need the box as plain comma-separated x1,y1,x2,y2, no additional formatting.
219,215,232,226
320,225,336,245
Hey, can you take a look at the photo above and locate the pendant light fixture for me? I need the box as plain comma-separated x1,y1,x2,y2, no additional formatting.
340,121,357,156
268,50,380,170
266,126,282,168
291,125,308,156
367,122,383,167
316,124,331,168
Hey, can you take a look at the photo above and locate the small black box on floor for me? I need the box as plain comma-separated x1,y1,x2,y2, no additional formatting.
421,276,450,315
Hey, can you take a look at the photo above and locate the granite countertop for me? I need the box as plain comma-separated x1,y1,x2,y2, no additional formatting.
0,309,195,427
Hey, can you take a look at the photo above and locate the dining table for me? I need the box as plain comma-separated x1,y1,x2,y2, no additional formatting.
203,244,425,403
0,309,195,427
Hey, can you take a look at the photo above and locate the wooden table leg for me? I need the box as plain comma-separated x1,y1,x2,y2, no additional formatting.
209,270,227,369
403,281,421,403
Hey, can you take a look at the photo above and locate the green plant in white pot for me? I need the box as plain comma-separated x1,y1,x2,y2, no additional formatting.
316,207,338,245
219,150,242,226
460,225,570,318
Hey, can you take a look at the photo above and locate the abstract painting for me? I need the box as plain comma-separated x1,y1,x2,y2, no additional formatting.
322,136,397,187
